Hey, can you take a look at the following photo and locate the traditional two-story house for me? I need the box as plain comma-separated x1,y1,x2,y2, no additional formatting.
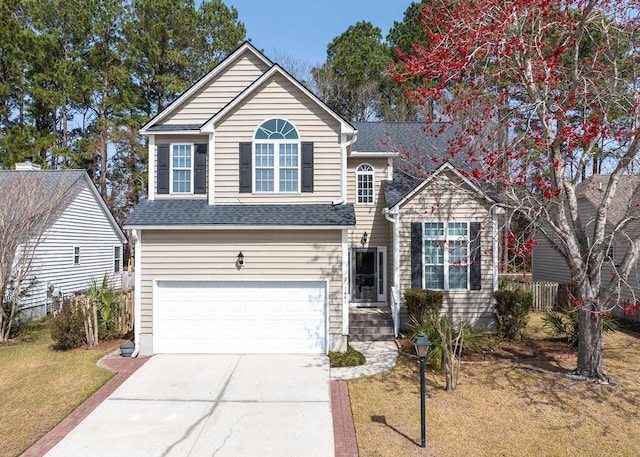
124,42,501,356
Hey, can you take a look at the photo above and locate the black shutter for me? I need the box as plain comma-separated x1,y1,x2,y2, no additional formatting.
239,142,252,193
411,222,423,289
194,144,207,194
157,144,169,194
470,222,482,290
301,142,314,193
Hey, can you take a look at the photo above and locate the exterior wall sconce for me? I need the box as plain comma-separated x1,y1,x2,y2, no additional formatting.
361,232,368,246
236,251,245,267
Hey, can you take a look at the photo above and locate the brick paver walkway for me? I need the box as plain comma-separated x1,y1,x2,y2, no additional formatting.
332,380,359,457
20,352,148,457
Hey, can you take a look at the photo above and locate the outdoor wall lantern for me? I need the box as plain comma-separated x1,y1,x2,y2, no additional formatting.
236,251,245,267
414,332,432,448
361,231,368,246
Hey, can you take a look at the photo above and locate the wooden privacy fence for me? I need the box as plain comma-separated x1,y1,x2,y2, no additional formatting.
501,280,558,312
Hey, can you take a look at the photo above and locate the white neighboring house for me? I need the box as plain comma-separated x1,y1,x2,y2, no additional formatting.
0,163,126,321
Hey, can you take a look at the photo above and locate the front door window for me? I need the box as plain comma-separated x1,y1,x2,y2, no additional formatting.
353,248,377,301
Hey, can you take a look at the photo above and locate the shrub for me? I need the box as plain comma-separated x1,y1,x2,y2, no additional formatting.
329,344,366,367
493,289,533,341
50,298,86,350
543,306,618,349
404,289,444,323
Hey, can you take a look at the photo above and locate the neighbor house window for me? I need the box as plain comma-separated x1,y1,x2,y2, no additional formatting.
423,222,469,290
356,163,374,204
73,247,80,265
114,246,121,273
171,143,193,193
254,118,299,192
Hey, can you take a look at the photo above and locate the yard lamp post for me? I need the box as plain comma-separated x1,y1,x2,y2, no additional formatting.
414,332,431,448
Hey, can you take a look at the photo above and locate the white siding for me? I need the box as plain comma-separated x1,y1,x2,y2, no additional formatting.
162,52,270,125
19,185,124,320
397,170,496,329
138,229,343,355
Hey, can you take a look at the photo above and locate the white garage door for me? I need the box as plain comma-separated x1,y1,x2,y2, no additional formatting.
154,281,326,354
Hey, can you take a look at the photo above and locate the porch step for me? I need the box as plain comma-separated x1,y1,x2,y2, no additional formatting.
349,308,395,342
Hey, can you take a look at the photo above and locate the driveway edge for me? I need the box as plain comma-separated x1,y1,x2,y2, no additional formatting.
20,353,148,457
331,380,358,457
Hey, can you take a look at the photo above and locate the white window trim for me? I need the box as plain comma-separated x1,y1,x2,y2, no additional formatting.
170,143,194,194
113,246,121,273
73,246,80,266
252,118,301,194
423,221,470,291
377,246,387,302
356,163,375,205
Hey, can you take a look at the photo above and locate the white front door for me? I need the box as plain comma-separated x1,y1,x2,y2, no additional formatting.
154,281,327,354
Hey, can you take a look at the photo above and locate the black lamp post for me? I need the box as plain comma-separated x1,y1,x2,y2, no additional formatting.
414,332,431,448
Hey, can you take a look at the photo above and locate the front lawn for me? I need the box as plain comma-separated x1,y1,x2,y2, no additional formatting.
349,313,640,457
0,320,116,457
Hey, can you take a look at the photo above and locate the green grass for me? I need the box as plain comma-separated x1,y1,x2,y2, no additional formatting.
0,320,115,457
329,344,366,367
349,313,640,457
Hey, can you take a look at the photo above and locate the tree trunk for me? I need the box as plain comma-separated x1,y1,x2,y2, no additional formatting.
576,308,606,381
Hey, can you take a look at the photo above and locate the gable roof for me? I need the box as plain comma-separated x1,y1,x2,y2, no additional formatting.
200,64,355,134
351,121,455,157
140,42,355,136
385,161,496,211
140,41,273,133
0,169,126,243
124,200,356,228
577,174,640,236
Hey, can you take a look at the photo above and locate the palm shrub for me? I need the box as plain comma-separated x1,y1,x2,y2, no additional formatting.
543,306,617,349
493,289,533,341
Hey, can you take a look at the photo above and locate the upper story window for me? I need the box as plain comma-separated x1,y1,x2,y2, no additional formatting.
356,163,374,204
423,221,469,290
171,144,193,193
254,118,299,193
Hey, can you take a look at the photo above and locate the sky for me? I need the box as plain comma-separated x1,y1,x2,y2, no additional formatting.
223,1,411,66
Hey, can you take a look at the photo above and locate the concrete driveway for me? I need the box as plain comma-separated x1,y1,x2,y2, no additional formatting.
45,354,334,457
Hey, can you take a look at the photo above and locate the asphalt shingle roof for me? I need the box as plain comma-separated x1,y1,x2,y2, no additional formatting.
124,200,356,227
0,169,85,195
145,124,202,132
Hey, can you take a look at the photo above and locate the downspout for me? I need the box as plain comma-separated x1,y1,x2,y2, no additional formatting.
384,207,400,336
130,229,142,358
340,128,357,344
340,130,358,202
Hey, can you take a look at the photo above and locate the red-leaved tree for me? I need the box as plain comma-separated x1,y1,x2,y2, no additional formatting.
391,0,640,381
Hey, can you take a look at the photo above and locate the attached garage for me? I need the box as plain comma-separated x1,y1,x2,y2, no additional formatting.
153,281,327,354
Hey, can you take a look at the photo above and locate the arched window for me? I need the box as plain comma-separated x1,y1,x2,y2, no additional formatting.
254,118,299,193
356,163,374,204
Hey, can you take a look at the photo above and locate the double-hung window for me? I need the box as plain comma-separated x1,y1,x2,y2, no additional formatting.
113,246,121,273
171,144,193,193
254,118,299,193
423,222,469,290
356,164,374,204
73,246,80,265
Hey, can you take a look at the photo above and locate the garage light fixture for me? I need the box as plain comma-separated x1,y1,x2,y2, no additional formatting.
361,232,368,246
236,251,245,267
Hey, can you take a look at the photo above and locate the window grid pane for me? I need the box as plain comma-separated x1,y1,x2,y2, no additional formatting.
357,174,373,204
423,222,469,290
279,169,298,192
255,169,274,192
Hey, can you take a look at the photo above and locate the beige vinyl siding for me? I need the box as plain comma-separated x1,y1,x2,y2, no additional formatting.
139,229,344,351
531,235,572,283
346,157,390,247
397,170,495,328
214,74,342,203
162,52,270,125
154,136,209,199
19,186,124,321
